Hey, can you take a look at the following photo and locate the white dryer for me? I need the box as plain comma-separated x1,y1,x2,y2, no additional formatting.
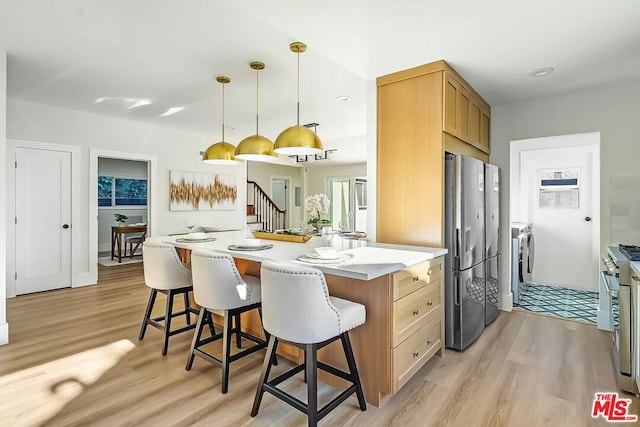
511,223,534,305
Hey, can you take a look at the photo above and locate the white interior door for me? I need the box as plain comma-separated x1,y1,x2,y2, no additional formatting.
521,148,595,290
271,178,289,227
15,147,72,294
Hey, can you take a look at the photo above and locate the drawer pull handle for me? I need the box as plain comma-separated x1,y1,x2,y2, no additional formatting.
427,269,432,275
427,339,433,345
413,310,420,316
427,301,433,307
413,351,419,358
413,276,419,282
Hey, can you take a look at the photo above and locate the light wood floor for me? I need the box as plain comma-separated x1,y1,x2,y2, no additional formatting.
1,264,638,426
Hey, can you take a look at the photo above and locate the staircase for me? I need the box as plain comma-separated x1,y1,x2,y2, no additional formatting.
246,181,286,231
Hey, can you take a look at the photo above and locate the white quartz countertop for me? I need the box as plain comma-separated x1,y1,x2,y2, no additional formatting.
150,230,447,281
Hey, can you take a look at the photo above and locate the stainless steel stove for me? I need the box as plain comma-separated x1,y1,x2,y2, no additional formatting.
619,244,640,262
600,245,639,395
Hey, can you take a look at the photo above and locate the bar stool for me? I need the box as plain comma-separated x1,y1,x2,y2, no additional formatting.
186,250,270,394
138,241,199,355
251,262,367,426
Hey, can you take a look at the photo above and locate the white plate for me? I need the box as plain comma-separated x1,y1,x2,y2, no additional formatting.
297,253,354,265
306,252,340,260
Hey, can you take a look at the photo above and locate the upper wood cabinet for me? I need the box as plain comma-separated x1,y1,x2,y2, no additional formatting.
443,73,491,154
376,60,491,248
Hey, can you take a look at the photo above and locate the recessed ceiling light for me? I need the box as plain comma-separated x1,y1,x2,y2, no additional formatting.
336,95,351,102
128,99,152,109
529,67,555,77
160,107,185,117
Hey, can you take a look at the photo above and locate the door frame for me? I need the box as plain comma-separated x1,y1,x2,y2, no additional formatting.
6,138,81,298
506,132,600,311
270,175,291,227
90,149,157,277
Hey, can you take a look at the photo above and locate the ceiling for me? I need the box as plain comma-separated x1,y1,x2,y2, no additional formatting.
2,0,640,165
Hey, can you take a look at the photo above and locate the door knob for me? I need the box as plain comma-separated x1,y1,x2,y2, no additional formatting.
63,224,70,229
585,217,592,222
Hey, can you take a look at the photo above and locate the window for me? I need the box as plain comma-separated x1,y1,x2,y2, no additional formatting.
98,176,148,207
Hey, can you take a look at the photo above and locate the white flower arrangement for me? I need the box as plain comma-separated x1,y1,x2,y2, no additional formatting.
305,193,330,227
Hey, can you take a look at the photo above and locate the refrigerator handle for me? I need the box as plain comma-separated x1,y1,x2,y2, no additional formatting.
454,275,461,306
454,228,461,270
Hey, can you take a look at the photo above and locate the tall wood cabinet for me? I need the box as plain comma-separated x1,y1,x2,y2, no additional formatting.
377,60,491,248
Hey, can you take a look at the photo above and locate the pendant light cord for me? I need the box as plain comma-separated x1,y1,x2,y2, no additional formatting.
221,81,225,143
296,50,300,126
255,67,260,134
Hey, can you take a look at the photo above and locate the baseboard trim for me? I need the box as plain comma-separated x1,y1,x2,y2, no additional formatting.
499,292,513,312
0,322,8,345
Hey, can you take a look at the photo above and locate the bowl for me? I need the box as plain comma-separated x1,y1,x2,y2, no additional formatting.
187,232,207,240
240,238,263,247
314,246,338,259
200,225,220,232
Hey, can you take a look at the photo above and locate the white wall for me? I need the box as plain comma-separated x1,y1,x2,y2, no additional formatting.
6,99,247,288
97,158,148,252
491,80,640,310
0,49,8,344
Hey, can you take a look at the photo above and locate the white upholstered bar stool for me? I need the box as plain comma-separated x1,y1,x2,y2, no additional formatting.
138,241,199,356
251,262,367,426
186,250,271,394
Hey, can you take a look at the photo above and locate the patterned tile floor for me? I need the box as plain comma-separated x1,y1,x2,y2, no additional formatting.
516,282,603,324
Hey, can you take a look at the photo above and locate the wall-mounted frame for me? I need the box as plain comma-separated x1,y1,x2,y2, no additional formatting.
98,175,148,207
169,170,237,211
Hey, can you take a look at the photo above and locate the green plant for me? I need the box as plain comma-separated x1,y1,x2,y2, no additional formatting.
114,213,128,224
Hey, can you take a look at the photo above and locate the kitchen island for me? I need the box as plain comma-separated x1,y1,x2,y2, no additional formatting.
149,231,447,407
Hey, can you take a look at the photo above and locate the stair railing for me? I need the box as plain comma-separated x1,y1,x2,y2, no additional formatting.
247,181,286,231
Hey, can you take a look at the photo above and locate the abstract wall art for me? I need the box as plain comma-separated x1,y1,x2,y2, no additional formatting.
169,171,237,211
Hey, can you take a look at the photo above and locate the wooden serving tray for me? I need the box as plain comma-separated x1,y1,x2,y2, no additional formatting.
252,231,312,243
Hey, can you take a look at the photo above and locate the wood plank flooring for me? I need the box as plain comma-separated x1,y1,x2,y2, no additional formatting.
1,263,638,426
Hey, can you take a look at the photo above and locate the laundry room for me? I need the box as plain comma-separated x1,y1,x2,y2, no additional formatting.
509,132,600,322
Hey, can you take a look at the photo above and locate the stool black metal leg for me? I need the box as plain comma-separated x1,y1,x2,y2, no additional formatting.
303,349,308,383
221,310,233,394
138,289,157,340
306,343,318,427
341,332,367,411
234,313,242,348
162,290,175,356
186,307,207,370
184,291,191,325
251,335,279,417
257,307,277,366
206,310,217,337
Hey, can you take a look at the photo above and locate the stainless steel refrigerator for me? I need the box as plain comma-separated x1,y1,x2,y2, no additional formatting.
444,153,486,350
484,163,501,326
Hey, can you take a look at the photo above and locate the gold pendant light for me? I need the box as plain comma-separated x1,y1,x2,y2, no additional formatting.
235,61,277,162
274,42,323,156
202,76,242,165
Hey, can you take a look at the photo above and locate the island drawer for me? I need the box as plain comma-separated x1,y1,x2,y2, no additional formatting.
391,278,442,347
390,316,441,392
391,257,443,301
